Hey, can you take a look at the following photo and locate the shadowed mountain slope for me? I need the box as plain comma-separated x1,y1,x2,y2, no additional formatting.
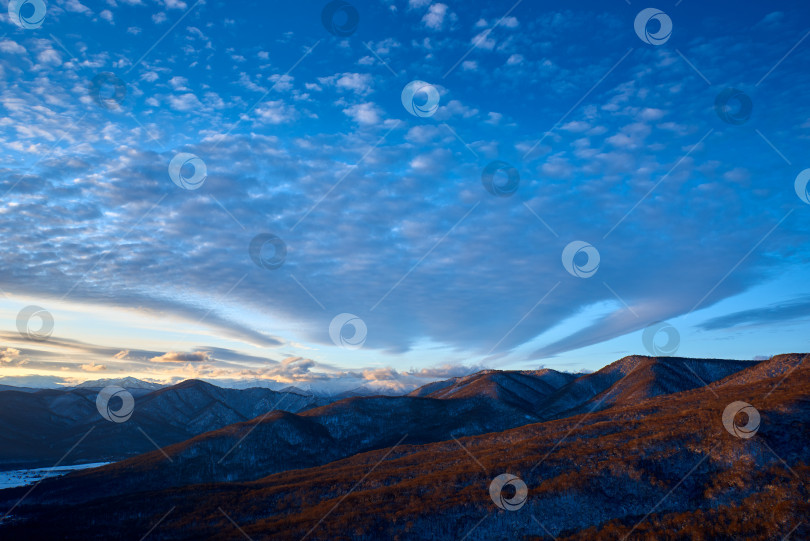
1,393,544,505
0,379,329,470
0,385,39,393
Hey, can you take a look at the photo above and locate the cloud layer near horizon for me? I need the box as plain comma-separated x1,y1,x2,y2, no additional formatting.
0,331,486,392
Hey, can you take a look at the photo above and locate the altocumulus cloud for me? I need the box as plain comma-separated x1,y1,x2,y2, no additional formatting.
0,1,808,371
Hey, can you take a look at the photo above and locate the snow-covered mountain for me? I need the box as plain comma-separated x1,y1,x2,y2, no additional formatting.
408,368,577,412
72,376,164,393
72,376,163,389
535,355,757,419
2,354,806,540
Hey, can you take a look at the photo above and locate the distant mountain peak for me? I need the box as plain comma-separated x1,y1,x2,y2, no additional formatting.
407,367,577,410
72,376,164,390
169,379,212,389
278,385,312,396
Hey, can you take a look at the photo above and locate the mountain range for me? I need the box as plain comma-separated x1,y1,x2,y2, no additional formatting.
72,376,165,393
0,354,806,540
0,379,330,470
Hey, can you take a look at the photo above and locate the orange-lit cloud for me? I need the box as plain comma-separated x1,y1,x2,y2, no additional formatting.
80,362,107,372
0,347,21,364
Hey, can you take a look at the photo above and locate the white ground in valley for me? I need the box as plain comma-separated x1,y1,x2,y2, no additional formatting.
0,463,110,489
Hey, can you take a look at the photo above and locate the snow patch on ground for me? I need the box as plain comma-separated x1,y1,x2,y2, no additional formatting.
0,462,110,489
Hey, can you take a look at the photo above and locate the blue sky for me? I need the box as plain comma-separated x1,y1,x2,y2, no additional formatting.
0,0,809,391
